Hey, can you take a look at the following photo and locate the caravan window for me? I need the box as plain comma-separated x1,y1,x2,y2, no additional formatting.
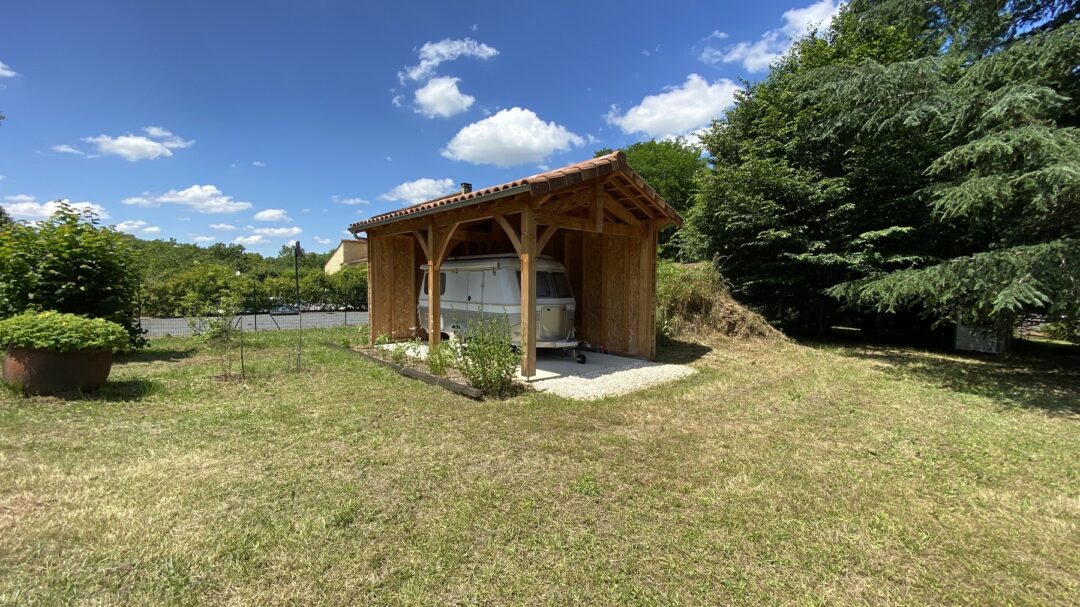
515,271,572,298
422,272,446,295
550,272,572,298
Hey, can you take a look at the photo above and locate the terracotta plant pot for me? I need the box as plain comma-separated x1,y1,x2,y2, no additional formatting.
2,347,114,395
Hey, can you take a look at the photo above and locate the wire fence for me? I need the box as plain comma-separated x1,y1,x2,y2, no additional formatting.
139,310,369,337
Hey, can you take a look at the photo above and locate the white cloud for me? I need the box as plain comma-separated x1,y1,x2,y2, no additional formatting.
702,0,841,72
442,107,585,167
82,126,194,161
51,144,85,156
314,236,333,245
252,160,265,167
391,94,404,107
123,184,253,214
606,74,739,139
253,226,302,237
115,220,161,235
209,223,237,230
399,38,498,83
253,208,291,222
2,195,109,220
233,234,269,246
380,178,456,205
414,76,475,118
191,235,216,243
0,61,18,78
332,196,369,205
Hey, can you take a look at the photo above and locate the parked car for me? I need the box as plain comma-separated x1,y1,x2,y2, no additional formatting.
269,304,299,315
419,254,585,362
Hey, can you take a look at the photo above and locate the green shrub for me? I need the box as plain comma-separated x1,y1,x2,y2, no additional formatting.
426,341,453,377
456,319,520,397
0,204,143,347
0,311,129,353
388,342,408,366
181,288,245,378
356,324,371,346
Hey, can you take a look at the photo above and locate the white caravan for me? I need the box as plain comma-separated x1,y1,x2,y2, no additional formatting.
419,254,585,362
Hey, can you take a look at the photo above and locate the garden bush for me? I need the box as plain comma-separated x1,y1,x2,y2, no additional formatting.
0,204,143,347
456,319,520,397
0,311,129,353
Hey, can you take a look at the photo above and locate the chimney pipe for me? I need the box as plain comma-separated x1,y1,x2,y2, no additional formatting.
460,182,472,194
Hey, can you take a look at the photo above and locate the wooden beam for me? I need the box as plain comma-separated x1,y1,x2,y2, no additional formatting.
537,225,559,253
592,181,603,233
493,214,522,255
519,206,537,378
412,230,431,261
602,194,643,226
426,225,441,347
609,174,674,221
435,221,461,264
534,211,648,239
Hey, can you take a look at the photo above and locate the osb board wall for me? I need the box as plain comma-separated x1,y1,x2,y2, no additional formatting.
368,234,419,340
561,230,656,359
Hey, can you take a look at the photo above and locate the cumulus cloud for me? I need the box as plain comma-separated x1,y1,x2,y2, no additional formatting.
414,76,475,118
209,223,237,230
122,185,253,214
399,37,498,83
82,126,194,161
233,234,269,246
2,195,109,220
253,209,291,222
115,220,161,235
0,61,18,78
314,236,333,245
442,107,585,167
252,226,302,237
391,95,404,107
701,0,841,72
379,178,456,205
606,74,739,139
331,196,369,206
51,144,86,156
191,235,216,243
252,160,266,167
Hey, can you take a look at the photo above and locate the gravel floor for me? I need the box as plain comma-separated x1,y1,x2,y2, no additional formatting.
377,343,696,400
522,351,696,400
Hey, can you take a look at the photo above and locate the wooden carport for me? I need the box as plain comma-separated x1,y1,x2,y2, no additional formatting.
349,152,682,377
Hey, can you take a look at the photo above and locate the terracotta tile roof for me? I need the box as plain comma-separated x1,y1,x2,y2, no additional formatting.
349,151,680,232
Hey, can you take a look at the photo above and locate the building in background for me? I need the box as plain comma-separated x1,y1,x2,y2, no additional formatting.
324,238,368,275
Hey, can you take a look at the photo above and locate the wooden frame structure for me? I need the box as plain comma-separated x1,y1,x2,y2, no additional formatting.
349,152,682,377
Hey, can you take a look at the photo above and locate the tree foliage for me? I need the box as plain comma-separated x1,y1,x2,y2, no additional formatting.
818,1,1079,331
0,204,143,347
683,8,942,331
680,0,1079,340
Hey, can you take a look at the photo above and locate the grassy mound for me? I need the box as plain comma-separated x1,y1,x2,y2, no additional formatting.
656,261,783,341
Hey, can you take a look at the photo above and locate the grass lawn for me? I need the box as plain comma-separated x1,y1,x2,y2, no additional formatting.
1,327,1077,605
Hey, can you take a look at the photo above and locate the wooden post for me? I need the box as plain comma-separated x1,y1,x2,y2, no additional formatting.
520,206,537,377
426,224,441,347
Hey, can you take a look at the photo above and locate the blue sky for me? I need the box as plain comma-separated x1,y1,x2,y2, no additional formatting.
0,0,840,254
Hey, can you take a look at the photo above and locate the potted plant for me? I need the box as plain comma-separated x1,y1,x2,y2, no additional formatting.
0,311,129,395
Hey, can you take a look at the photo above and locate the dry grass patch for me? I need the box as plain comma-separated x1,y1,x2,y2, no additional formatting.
0,327,1077,605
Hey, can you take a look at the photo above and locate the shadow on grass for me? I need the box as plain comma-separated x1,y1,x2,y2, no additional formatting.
656,337,712,365
50,379,161,402
816,336,1080,416
115,347,197,364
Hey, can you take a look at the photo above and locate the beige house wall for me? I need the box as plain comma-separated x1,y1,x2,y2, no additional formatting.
324,238,368,275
